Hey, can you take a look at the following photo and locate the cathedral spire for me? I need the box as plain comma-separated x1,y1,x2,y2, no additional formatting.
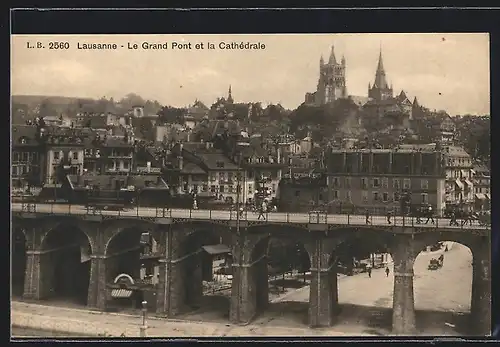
227,85,233,103
320,55,324,66
328,45,337,64
373,46,388,89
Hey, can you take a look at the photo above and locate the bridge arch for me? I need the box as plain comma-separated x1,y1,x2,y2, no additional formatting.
333,228,393,275
103,219,157,254
170,222,234,318
39,222,94,305
412,233,478,334
244,225,315,325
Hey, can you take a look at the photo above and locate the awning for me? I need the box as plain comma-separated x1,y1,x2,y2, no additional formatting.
111,289,133,298
475,193,486,200
460,170,468,177
470,169,476,175
455,179,464,190
464,179,473,187
202,244,231,255
485,194,491,200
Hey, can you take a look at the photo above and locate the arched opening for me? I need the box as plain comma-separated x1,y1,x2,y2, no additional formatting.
105,226,159,313
40,225,92,305
332,231,393,335
175,227,234,321
12,227,26,297
413,240,473,335
248,232,313,327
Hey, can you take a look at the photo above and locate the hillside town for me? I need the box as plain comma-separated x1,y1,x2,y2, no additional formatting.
12,46,490,217
11,40,491,338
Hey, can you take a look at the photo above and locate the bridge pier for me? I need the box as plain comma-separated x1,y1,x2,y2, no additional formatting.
471,240,491,335
308,239,339,328
391,235,417,335
87,255,107,310
23,246,81,300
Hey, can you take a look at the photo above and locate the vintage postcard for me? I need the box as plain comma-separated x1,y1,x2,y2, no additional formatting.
11,33,491,337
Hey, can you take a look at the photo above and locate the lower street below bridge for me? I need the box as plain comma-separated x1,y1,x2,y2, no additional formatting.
12,242,474,337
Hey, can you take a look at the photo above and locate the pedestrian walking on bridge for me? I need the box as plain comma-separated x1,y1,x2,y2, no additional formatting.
365,210,371,225
385,267,390,277
386,210,392,224
367,266,372,278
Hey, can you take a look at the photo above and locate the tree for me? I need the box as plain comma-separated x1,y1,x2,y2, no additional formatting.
157,106,186,124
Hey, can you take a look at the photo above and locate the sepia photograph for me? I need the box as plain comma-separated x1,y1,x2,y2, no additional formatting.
11,33,491,338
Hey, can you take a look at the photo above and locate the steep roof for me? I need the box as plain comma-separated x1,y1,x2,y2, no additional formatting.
198,153,239,171
373,49,389,89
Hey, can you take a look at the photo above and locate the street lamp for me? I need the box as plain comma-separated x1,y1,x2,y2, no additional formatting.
140,300,148,337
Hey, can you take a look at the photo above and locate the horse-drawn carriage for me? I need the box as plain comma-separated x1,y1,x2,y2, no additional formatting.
428,254,444,270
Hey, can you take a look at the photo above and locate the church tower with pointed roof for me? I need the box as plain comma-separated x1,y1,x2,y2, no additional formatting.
368,48,393,101
310,44,347,105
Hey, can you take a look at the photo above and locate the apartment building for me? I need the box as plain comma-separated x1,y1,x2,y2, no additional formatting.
326,147,447,214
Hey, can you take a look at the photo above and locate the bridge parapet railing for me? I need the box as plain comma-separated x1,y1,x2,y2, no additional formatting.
10,202,490,231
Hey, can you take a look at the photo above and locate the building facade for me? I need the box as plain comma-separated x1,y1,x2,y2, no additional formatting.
326,148,447,214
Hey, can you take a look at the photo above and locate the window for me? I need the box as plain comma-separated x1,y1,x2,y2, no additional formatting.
53,151,60,160
393,179,400,189
382,177,389,188
248,184,253,193
210,173,216,182
362,191,368,202
220,185,225,193
403,179,411,189
393,192,400,201
383,192,389,202
295,190,300,197
345,177,351,188
12,166,18,176
372,178,380,188
333,177,339,187
346,191,352,201
333,190,339,199
272,184,276,193
421,193,428,204
202,184,208,192
123,161,129,169
216,161,225,168
228,185,233,193
21,152,28,162
421,179,428,189
72,151,79,160
361,178,368,189
373,192,379,201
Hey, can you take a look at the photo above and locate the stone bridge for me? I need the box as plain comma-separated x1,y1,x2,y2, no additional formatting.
11,212,491,335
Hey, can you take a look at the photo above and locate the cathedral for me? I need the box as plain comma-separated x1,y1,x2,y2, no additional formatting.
304,44,422,121
304,45,348,106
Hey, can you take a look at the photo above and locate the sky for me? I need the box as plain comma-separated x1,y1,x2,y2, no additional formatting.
11,33,490,116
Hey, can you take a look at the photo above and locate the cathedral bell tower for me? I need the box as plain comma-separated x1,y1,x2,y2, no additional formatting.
315,44,347,105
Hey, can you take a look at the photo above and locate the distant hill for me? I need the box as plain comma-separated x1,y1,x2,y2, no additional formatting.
12,95,96,107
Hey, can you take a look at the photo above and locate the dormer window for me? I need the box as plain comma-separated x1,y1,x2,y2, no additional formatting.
216,161,224,168
19,137,27,144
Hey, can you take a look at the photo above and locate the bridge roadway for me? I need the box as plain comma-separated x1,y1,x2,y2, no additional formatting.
10,202,489,231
